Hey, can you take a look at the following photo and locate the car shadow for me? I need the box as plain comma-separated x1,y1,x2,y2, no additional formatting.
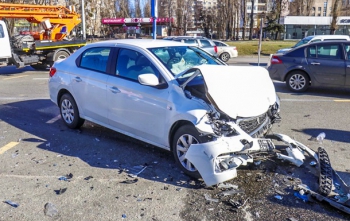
274,81,350,100
0,65,39,75
0,99,202,188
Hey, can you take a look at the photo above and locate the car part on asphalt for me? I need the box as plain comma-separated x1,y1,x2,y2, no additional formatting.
318,147,333,196
4,200,19,208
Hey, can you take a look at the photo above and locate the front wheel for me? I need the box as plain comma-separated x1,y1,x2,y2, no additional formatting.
59,93,85,129
219,52,230,62
172,125,206,178
286,71,310,92
54,51,70,62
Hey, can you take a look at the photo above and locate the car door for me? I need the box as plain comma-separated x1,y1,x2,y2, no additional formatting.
345,43,350,85
0,22,12,59
71,47,111,125
106,48,171,145
306,43,346,86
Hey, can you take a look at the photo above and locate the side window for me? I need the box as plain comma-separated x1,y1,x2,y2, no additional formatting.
200,40,212,47
116,48,159,81
183,39,196,44
0,24,4,38
317,44,341,59
345,44,350,60
310,39,321,43
80,47,111,72
307,46,316,58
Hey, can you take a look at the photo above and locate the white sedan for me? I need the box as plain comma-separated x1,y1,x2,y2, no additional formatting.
212,40,238,62
49,39,280,186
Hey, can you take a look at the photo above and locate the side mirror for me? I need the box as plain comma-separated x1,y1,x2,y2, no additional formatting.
138,74,159,86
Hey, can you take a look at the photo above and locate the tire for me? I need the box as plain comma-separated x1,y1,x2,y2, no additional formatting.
219,52,230,62
286,71,310,92
172,125,206,179
54,51,70,62
59,93,85,129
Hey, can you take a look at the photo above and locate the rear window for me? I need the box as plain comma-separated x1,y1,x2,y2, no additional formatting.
80,47,111,72
199,40,212,47
285,47,305,57
0,24,4,38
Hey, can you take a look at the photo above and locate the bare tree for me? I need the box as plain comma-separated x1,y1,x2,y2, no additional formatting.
330,0,341,34
248,0,254,40
143,0,151,17
135,0,142,17
241,0,247,40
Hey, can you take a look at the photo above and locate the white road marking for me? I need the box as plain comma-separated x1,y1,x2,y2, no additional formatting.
46,115,61,124
0,97,49,101
2,75,28,80
32,78,49,80
0,142,19,155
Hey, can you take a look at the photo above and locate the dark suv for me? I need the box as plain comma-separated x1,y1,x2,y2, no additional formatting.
268,40,350,92
163,36,218,56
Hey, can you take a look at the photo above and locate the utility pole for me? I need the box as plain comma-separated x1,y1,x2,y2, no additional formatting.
81,0,86,39
151,0,157,39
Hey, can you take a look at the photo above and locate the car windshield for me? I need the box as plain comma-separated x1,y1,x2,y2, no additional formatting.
294,37,313,48
148,46,222,76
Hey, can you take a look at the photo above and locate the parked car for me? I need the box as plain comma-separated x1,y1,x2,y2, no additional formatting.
163,36,218,57
276,35,350,54
49,39,280,186
212,40,238,62
268,40,350,92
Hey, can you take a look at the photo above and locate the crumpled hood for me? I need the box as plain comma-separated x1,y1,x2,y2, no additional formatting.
195,65,276,118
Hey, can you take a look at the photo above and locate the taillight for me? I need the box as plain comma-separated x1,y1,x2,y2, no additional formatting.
233,47,237,51
214,45,218,53
49,67,56,77
270,55,283,65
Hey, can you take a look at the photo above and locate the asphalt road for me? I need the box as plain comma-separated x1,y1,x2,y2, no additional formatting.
0,62,350,221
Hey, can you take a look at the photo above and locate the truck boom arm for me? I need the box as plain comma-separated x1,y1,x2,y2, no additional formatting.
0,3,81,41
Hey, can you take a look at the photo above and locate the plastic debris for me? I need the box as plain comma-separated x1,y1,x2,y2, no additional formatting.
219,189,244,196
46,143,50,147
122,214,127,219
54,188,67,195
229,198,249,209
4,200,19,208
120,178,138,184
316,132,326,142
44,202,58,217
58,176,67,181
84,176,93,180
217,183,238,189
129,165,147,178
274,195,283,200
95,138,100,142
204,194,219,203
254,160,261,166
294,192,308,202
309,161,317,166
288,218,299,221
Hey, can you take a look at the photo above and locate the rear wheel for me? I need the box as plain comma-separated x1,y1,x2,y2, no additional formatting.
59,93,85,129
219,52,230,62
172,125,206,178
286,71,310,92
54,51,70,62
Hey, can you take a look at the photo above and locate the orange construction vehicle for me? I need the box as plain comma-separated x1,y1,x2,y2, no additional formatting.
0,3,86,69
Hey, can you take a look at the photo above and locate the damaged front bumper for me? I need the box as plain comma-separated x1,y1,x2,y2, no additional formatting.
186,132,318,187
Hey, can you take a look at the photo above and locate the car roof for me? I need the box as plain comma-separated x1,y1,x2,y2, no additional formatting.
307,40,349,46
305,35,350,40
87,39,190,49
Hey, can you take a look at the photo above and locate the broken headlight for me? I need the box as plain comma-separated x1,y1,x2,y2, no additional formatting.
207,112,237,137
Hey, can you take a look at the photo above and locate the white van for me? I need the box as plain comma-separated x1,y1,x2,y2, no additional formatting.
276,35,350,54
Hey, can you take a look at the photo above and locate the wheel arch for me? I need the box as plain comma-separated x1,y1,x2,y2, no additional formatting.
284,69,311,85
168,120,194,151
57,88,73,106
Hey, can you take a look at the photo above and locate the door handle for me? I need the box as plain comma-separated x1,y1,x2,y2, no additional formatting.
110,86,121,94
311,62,320,65
74,77,82,82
